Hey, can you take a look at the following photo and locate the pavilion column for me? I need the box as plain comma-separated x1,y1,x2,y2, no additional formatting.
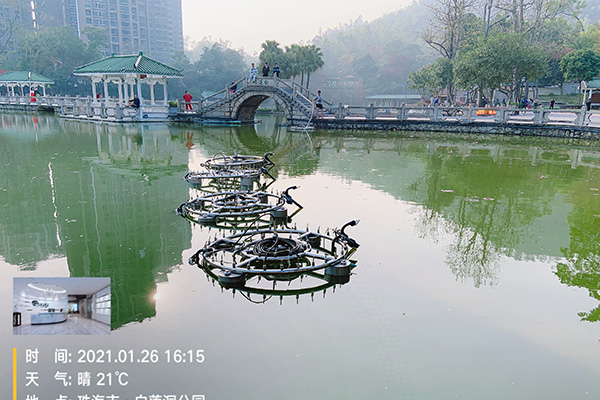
163,79,168,105
91,81,97,100
103,79,109,105
136,79,142,101
117,79,123,103
149,82,155,105
42,85,47,96
122,79,134,101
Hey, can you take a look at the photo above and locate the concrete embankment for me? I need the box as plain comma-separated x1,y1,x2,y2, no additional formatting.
308,119,600,140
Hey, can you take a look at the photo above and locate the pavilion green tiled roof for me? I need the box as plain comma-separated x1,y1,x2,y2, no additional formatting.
0,71,54,83
585,79,600,89
73,53,182,77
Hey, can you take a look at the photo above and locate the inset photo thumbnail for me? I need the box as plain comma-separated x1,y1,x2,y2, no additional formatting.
13,277,111,335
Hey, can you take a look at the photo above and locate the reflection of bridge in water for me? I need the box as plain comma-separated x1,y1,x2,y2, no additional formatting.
323,136,600,170
427,141,600,169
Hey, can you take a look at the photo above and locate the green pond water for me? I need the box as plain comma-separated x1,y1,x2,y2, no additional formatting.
2,112,600,399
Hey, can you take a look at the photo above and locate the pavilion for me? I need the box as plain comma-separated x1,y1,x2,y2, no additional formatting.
581,79,600,106
73,52,182,109
0,71,54,97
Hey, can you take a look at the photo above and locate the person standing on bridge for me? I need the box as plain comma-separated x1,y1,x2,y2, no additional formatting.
314,90,324,119
248,63,258,83
262,62,270,77
273,63,281,78
183,90,193,112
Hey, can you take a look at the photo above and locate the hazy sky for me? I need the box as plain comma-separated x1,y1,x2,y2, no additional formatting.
181,0,413,55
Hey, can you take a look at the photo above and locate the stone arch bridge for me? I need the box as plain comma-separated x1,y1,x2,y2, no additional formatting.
182,77,325,124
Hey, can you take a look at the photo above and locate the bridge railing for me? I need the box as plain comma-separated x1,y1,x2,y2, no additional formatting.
325,104,597,127
177,76,333,118
0,94,77,106
54,97,168,121
243,77,333,108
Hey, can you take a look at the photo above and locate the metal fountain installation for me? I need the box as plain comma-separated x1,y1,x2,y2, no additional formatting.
178,151,360,303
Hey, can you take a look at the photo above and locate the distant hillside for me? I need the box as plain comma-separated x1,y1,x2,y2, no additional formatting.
310,1,435,101
584,0,600,24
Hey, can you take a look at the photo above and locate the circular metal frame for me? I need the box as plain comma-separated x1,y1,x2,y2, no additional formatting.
177,191,286,224
190,222,359,277
202,152,274,173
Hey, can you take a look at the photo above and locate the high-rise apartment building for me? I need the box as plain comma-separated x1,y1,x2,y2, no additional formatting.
37,0,184,63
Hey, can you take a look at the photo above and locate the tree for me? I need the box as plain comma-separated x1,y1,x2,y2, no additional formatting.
408,63,440,98
559,49,600,83
422,0,477,60
492,0,583,39
82,26,109,56
0,0,31,64
408,58,454,100
303,45,324,89
281,44,323,87
194,43,245,92
284,44,303,81
454,33,546,102
169,50,197,99
575,23,600,54
259,40,285,70
489,0,583,100
18,26,101,95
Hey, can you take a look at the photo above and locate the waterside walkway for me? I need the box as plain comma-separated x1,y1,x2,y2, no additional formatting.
0,94,169,122
2,91,600,139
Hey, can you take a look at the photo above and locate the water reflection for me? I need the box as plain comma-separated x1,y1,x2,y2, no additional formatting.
173,118,320,178
197,266,355,305
1,118,192,329
555,171,600,321
2,113,600,325
313,134,600,318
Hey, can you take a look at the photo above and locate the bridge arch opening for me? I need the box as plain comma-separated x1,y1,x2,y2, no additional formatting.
235,95,270,121
233,90,297,122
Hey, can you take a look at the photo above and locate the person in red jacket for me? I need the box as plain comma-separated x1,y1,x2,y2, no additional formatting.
183,91,193,112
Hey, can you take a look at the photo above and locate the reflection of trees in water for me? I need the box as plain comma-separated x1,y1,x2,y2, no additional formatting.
445,200,502,287
556,262,600,322
412,144,591,287
555,174,600,322
0,118,192,329
311,134,600,290
415,201,501,287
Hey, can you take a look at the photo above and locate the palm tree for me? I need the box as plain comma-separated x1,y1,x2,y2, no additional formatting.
259,40,285,71
284,44,303,81
304,45,324,89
